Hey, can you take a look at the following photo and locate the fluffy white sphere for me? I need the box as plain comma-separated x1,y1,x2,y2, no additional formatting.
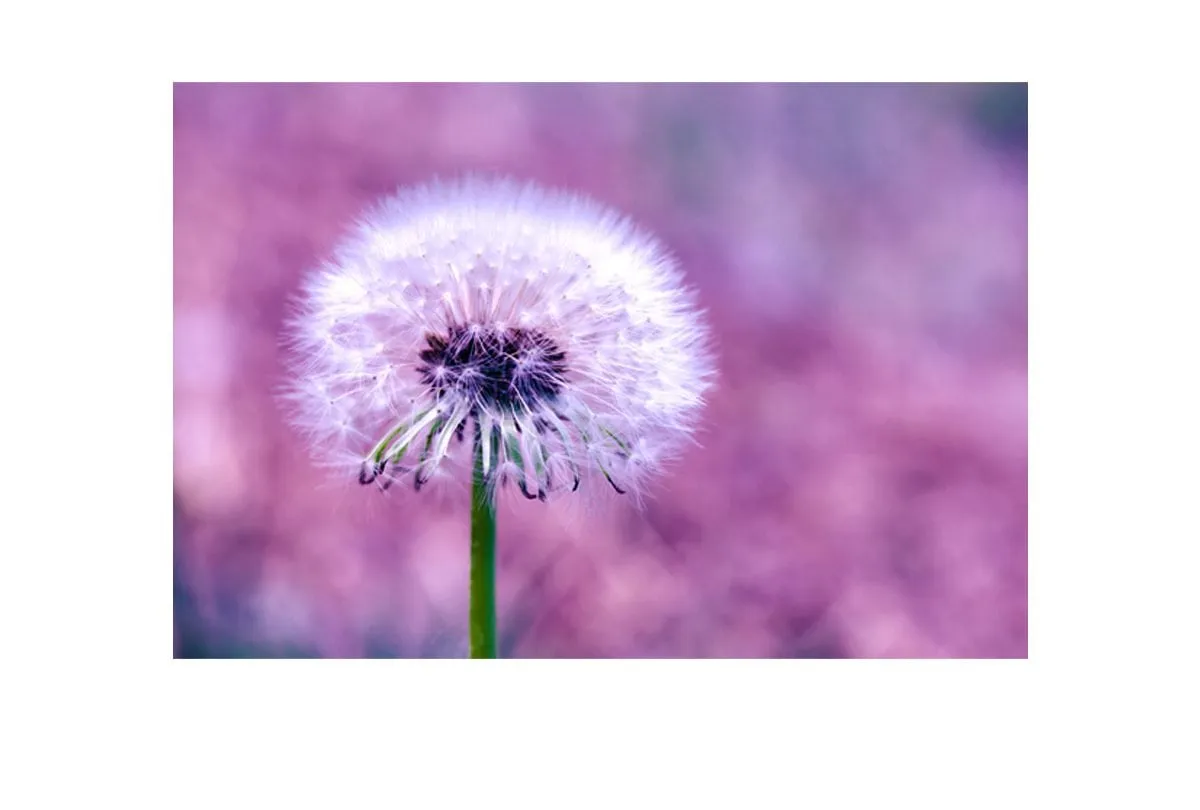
283,176,714,501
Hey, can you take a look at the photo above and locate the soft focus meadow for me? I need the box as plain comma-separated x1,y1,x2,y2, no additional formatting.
173,83,1027,658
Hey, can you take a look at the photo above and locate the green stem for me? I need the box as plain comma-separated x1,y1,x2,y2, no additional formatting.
470,425,498,658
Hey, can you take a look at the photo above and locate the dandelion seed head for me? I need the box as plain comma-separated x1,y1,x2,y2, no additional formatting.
282,176,714,501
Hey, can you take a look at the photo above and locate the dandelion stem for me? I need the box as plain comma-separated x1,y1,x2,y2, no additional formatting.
470,422,498,658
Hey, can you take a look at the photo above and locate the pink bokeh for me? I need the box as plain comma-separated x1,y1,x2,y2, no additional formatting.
173,83,1027,657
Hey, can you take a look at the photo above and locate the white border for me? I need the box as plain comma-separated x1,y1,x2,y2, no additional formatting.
5,1,1197,806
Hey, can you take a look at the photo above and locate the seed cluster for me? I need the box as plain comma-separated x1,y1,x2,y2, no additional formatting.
416,324,568,413
284,177,713,501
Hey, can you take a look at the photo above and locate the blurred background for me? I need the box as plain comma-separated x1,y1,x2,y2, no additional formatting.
173,83,1027,658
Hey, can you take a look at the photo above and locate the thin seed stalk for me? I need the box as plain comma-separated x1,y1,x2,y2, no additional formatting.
470,423,498,658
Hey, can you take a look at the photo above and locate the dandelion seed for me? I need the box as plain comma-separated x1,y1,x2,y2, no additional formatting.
282,176,714,503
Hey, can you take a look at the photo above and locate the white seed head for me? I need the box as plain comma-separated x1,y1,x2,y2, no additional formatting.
282,176,714,502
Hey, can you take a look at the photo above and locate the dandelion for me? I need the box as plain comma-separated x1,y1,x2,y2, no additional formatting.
282,176,713,656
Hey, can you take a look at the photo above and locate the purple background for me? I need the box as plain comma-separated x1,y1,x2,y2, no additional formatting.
173,83,1027,658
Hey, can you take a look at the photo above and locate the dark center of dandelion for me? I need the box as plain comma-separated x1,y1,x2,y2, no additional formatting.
417,323,568,413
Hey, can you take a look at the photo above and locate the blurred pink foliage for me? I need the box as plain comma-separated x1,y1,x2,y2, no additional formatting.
173,83,1026,658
